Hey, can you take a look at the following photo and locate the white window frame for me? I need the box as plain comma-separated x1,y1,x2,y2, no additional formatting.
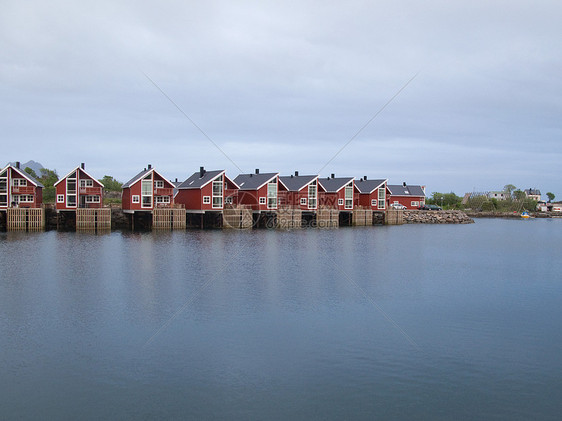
308,181,317,209
154,180,164,189
155,196,170,204
57,194,65,203
378,200,385,209
12,178,27,187
141,178,153,208
411,201,419,207
371,199,376,206
132,195,140,203
267,179,277,209
259,197,266,205
225,196,233,204
80,179,94,188
344,183,353,209
300,197,307,205
338,198,344,206
212,176,223,209
86,195,100,203
203,196,211,204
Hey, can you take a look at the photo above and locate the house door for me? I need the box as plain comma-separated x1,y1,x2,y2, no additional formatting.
80,195,86,208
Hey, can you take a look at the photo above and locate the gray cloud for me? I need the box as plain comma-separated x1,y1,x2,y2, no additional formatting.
2,0,561,196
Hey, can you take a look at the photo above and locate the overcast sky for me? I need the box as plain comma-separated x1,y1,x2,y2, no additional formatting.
2,0,561,196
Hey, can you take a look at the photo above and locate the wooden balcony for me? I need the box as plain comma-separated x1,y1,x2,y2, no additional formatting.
79,187,103,195
154,187,173,196
11,186,35,194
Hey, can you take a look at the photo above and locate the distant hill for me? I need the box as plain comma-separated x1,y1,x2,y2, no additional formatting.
7,160,44,175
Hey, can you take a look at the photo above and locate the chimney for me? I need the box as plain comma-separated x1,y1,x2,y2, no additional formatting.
403,182,406,187
364,176,367,180
290,175,294,178
148,164,152,170
255,168,259,174
15,161,20,169
295,171,299,176
81,162,85,170
200,166,205,177
175,178,178,183
331,173,335,179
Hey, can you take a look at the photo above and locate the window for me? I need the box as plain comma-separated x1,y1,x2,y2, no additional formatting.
378,200,385,209
371,199,376,206
57,195,65,203
267,179,277,208
67,195,76,207
300,197,307,205
14,195,34,203
308,181,317,209
338,198,344,206
155,196,170,203
203,196,211,204
86,196,100,203
141,179,152,208
80,179,94,188
132,195,140,203
212,177,223,208
225,196,233,204
12,179,27,187
411,201,419,207
344,184,353,208
154,180,164,189
259,197,266,205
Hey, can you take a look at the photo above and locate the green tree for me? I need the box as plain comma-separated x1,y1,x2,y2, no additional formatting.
39,168,59,203
24,167,38,179
547,192,555,202
503,184,517,200
98,175,123,192
513,189,526,201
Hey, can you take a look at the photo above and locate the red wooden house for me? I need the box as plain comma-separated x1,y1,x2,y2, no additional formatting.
278,172,324,211
387,183,426,209
122,165,175,212
54,163,103,210
232,169,279,211
175,167,239,211
354,177,391,211
0,162,43,209
318,175,355,211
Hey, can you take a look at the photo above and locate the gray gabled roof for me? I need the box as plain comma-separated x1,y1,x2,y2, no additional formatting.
354,179,387,194
2,164,44,188
122,168,152,188
387,184,426,197
318,177,354,193
178,170,225,189
279,175,318,192
233,173,278,190
524,188,541,195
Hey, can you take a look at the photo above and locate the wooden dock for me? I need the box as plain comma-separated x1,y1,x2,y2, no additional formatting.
76,208,111,231
7,208,45,231
153,208,186,230
277,206,302,229
352,207,373,226
317,206,339,228
223,205,253,229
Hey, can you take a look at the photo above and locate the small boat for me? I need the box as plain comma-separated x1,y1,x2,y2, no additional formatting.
521,212,530,219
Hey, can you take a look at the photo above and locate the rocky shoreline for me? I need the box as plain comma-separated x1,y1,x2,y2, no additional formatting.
403,210,474,224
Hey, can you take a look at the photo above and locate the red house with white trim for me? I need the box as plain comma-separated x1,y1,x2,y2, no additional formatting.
318,175,355,211
175,167,239,211
387,183,426,209
122,165,175,212
232,169,279,211
354,177,390,211
278,172,324,211
54,163,103,210
0,162,43,209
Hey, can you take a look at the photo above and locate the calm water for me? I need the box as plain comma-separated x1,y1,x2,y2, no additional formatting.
1,219,562,420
